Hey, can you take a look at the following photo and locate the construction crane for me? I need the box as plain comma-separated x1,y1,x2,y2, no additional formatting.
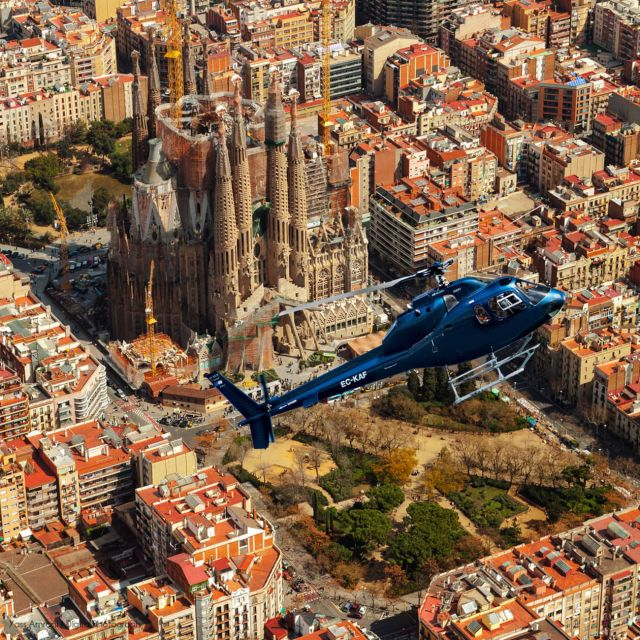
145,260,158,378
165,0,184,124
320,0,332,156
49,192,70,294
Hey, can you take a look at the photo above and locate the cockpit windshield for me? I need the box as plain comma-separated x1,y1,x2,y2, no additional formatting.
516,280,549,305
488,292,526,318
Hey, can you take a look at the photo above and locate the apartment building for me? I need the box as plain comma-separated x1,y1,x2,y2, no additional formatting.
0,369,30,439
559,329,634,409
503,0,549,39
439,4,504,61
535,226,639,291
369,176,478,274
593,0,640,61
383,43,450,106
548,164,640,218
136,438,197,488
27,421,135,525
592,350,640,423
169,550,283,640
135,466,278,574
422,507,640,640
480,116,533,181
0,448,28,542
128,578,196,640
422,127,498,201
536,138,605,194
592,113,640,167
397,74,498,137
361,26,421,96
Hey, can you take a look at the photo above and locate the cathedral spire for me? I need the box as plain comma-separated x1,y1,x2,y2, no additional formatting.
210,116,240,331
230,79,254,298
182,20,196,96
288,92,308,289
265,72,290,287
147,27,161,138
201,42,212,96
131,50,148,172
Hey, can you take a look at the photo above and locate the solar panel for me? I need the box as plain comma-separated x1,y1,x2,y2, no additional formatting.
467,620,482,634
555,559,572,576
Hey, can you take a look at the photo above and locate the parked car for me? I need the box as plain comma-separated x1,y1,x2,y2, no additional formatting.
341,602,352,613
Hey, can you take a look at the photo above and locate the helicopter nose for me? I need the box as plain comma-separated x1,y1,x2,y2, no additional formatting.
546,290,565,317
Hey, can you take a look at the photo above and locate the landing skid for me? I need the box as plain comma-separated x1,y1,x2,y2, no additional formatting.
447,335,539,404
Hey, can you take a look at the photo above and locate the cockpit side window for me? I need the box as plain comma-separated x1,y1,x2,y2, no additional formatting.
488,292,526,318
443,294,459,312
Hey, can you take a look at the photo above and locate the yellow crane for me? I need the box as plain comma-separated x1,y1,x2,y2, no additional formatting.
165,0,184,124
145,260,158,378
320,0,332,156
49,192,70,294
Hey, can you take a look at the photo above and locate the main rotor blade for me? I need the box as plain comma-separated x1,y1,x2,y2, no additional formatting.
276,274,414,318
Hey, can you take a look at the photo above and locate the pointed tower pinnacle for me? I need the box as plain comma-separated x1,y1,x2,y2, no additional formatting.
265,72,290,287
182,21,196,96
288,92,308,290
131,50,149,172
210,116,240,331
201,42,213,96
230,79,254,298
147,27,161,138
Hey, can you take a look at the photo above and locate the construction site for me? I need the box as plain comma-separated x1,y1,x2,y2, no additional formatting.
106,0,372,381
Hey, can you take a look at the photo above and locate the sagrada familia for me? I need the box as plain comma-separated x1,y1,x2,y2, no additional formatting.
107,38,370,371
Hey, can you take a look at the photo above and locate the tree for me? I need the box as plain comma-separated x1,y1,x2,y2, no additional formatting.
435,367,454,404
307,445,326,483
57,139,73,164
233,434,251,469
366,483,404,512
456,361,476,397
293,448,309,487
88,121,117,159
420,368,437,402
67,121,88,145
389,501,466,574
375,448,417,486
91,186,111,224
20,190,55,226
108,149,132,182
421,447,464,496
372,387,424,423
1,172,28,196
24,153,63,192
0,207,31,241
407,371,421,399
337,508,392,555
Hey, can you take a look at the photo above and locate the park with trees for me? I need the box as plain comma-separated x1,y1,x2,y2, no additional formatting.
212,369,630,597
0,120,132,245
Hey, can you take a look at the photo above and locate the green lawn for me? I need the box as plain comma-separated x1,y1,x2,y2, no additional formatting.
449,481,527,529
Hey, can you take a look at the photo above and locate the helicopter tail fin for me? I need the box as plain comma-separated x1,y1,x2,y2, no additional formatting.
207,372,274,449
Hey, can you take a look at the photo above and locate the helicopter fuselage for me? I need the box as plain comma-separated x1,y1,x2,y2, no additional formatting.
208,273,565,448
265,276,565,416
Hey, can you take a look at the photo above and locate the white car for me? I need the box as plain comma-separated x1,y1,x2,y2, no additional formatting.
116,389,127,400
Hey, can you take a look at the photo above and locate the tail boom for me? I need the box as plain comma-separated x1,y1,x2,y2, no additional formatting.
207,372,274,449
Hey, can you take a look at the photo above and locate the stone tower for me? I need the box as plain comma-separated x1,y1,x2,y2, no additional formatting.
264,73,290,288
131,50,148,172
209,118,240,332
201,43,212,96
230,80,255,298
147,28,161,138
287,94,308,289
182,20,196,96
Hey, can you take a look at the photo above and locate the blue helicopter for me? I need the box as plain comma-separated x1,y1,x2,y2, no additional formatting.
206,261,565,449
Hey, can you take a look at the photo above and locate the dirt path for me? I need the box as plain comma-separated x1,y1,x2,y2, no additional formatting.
507,486,547,539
